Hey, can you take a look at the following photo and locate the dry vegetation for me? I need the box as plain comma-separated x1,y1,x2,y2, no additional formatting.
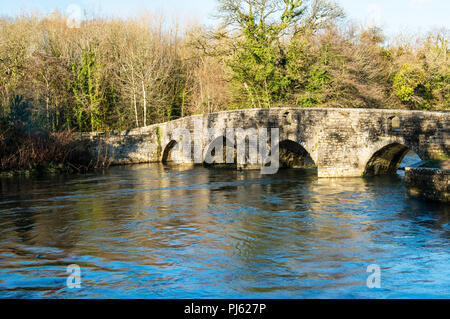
0,120,93,173
0,0,448,172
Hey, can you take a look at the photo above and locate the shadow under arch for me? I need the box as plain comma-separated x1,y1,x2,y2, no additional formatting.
162,140,181,164
278,140,316,169
364,142,422,176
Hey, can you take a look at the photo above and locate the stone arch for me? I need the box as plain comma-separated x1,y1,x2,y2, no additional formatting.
363,142,422,176
278,140,316,168
162,140,193,164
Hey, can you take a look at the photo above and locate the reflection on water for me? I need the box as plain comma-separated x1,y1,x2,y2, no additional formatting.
0,160,448,298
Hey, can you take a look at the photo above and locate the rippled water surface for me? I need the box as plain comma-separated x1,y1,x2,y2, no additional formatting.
0,159,449,298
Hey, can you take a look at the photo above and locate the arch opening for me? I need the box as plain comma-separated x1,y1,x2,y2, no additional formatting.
364,143,422,176
162,140,193,165
278,140,316,169
390,116,401,131
162,140,178,164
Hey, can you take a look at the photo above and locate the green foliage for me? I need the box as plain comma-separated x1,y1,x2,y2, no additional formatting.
0,4,448,139
297,94,321,107
393,63,428,102
391,33,449,110
156,126,162,157
71,49,103,132
219,0,303,107
7,95,31,131
294,66,330,107
229,41,291,107
307,66,330,92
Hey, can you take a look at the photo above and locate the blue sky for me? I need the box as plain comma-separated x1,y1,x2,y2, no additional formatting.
1,0,448,37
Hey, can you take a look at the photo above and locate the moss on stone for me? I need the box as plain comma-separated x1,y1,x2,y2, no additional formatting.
156,126,162,158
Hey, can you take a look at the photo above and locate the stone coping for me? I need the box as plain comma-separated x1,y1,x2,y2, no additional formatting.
81,107,450,138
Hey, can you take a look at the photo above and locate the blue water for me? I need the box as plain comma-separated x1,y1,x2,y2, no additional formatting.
0,158,448,298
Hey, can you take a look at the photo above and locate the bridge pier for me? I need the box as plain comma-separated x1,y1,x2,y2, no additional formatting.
316,167,365,178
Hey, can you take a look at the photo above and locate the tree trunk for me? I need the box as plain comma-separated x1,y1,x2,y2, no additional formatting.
142,80,147,127
45,79,50,128
133,91,139,128
131,68,139,128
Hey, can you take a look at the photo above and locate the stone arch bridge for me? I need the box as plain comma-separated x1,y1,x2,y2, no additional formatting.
88,108,449,178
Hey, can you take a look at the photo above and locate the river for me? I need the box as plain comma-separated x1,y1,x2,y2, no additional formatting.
0,155,449,298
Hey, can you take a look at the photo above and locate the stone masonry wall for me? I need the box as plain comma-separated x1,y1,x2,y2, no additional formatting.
86,108,449,178
405,167,450,202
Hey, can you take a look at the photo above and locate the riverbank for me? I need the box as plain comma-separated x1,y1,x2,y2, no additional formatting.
0,121,105,176
423,159,450,169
